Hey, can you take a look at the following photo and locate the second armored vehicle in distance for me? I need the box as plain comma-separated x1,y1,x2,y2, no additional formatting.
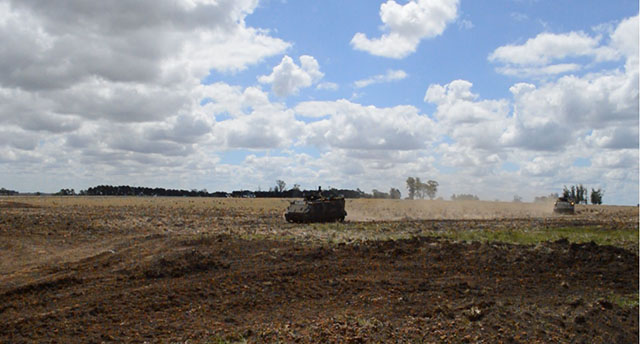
553,197,575,214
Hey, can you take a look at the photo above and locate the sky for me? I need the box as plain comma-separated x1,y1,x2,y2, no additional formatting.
0,0,638,204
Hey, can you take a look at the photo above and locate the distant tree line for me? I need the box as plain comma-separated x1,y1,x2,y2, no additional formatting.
370,188,402,199
451,194,480,201
406,177,438,200
74,183,412,199
531,185,603,205
81,185,227,197
68,184,375,199
0,187,19,196
1,182,609,205
56,188,76,196
562,184,603,205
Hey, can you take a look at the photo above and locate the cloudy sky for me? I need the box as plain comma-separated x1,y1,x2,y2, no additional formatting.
0,0,638,204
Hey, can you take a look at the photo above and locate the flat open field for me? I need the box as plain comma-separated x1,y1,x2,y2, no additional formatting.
1,197,638,343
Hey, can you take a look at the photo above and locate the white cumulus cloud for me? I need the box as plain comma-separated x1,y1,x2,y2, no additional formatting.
0,0,291,180
351,0,459,58
488,16,638,77
258,55,324,97
200,83,305,149
297,99,436,151
424,80,511,177
424,19,638,200
489,31,613,66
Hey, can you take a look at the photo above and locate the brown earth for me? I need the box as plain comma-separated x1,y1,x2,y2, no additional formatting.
0,197,638,343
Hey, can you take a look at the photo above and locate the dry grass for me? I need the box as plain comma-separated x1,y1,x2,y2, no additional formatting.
1,196,637,277
346,199,639,221
345,198,558,220
7,196,636,219
4,195,289,210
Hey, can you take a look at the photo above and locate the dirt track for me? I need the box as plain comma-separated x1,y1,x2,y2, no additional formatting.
0,198,638,343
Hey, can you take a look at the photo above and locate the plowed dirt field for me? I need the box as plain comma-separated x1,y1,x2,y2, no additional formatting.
1,197,637,343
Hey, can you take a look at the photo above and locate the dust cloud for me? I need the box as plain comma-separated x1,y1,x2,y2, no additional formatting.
345,199,557,221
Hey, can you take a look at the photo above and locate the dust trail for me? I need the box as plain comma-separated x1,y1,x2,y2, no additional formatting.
345,199,556,221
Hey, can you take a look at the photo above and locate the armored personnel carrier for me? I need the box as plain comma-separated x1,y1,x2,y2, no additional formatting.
553,197,575,214
284,191,347,223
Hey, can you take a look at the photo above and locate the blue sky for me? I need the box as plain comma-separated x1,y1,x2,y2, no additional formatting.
0,0,638,204
243,0,637,103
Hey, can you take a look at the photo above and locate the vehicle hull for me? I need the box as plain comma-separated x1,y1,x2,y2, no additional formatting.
284,197,346,223
553,200,575,214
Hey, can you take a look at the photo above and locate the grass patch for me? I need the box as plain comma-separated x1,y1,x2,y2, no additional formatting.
607,293,639,309
291,222,639,250
429,225,638,250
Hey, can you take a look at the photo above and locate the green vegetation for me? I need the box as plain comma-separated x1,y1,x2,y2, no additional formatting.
406,177,439,200
428,225,638,250
282,221,640,251
563,184,588,204
607,293,639,309
590,188,604,204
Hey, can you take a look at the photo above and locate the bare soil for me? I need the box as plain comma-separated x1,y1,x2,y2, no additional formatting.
0,197,637,343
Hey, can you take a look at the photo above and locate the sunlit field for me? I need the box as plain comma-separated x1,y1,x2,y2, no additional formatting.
1,196,637,343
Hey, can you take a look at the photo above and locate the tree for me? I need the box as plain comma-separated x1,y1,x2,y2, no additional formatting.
406,177,438,200
590,188,604,204
425,180,439,200
563,184,588,204
451,194,479,201
406,177,416,200
56,188,75,196
0,187,18,196
414,177,425,199
372,189,389,199
415,179,424,199
292,184,301,191
513,195,522,203
577,185,587,204
275,180,286,193
389,188,401,199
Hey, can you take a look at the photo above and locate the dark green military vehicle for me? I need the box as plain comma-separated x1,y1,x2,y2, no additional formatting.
553,197,575,214
284,192,347,223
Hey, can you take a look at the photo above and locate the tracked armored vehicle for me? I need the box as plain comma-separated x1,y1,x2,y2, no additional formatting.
553,197,575,214
284,191,347,223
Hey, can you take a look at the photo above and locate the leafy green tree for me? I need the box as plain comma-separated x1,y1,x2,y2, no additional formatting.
590,188,604,204
56,188,75,196
425,180,439,200
389,188,401,199
415,177,424,199
577,185,587,204
563,184,588,204
407,177,439,200
406,177,416,199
